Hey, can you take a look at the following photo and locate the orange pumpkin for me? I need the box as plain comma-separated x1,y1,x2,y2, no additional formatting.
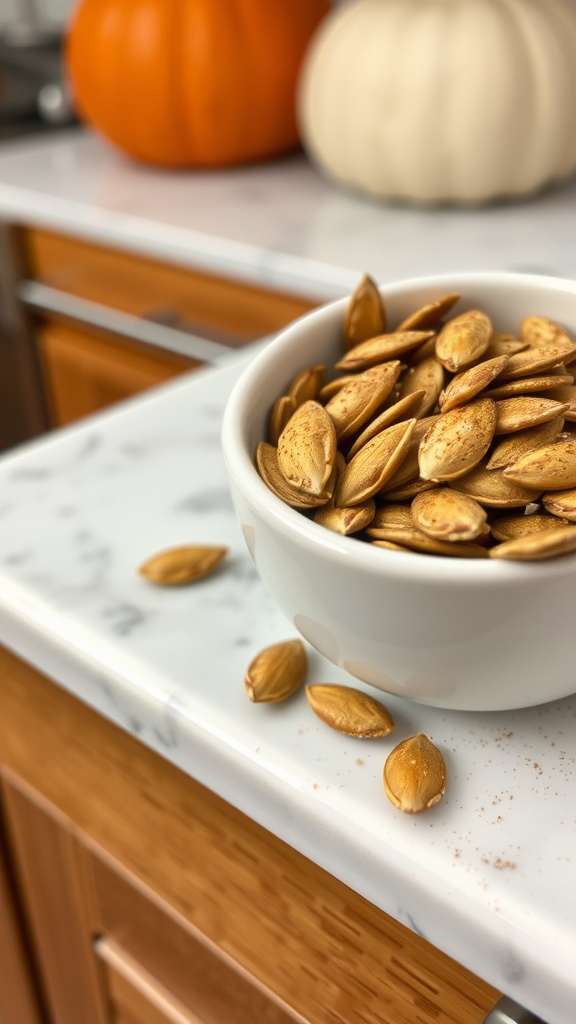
65,0,331,168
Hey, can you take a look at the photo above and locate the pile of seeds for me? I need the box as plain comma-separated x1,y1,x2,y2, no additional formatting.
244,637,446,814
256,275,576,559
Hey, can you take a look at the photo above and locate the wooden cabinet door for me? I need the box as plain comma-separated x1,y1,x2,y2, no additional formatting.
0,768,110,1024
0,826,44,1024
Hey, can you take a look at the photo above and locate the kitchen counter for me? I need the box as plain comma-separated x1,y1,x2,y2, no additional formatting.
0,128,574,1024
1,127,576,303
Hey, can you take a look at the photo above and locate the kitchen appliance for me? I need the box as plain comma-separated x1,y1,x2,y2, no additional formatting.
0,0,75,140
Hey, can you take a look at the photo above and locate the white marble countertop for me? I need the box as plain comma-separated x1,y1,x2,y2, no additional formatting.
2,126,576,303
0,129,574,1023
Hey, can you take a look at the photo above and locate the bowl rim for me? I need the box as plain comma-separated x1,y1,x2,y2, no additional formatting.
222,270,576,588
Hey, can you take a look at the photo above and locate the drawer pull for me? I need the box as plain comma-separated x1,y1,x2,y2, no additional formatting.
18,281,240,364
483,995,549,1024
95,936,205,1024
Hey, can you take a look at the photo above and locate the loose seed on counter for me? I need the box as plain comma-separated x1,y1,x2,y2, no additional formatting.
244,639,307,703
138,544,228,585
306,683,395,738
383,734,447,814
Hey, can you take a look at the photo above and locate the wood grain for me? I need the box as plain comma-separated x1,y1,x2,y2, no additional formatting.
0,819,45,1024
36,320,194,425
24,229,318,343
0,645,500,1024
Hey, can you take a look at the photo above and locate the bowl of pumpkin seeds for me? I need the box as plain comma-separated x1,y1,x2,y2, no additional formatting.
222,272,576,710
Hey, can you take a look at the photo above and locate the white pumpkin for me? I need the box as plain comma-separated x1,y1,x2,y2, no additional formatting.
298,0,576,204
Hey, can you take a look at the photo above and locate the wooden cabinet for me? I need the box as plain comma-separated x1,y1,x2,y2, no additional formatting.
0,226,319,442
0,643,502,1024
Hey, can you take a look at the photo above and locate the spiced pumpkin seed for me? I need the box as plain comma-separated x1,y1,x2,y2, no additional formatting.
138,544,227,585
344,273,387,350
256,442,332,508
489,524,576,561
335,331,434,371
411,487,488,542
503,438,576,490
245,639,307,703
306,683,395,737
333,419,416,507
418,398,496,481
435,309,492,372
396,293,460,331
277,400,337,497
383,734,446,814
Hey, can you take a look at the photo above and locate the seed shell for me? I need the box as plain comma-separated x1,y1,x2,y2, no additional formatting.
435,309,492,372
335,331,434,372
333,419,416,507
418,398,496,481
245,639,307,703
256,442,331,508
383,734,446,813
138,544,227,585
542,487,576,521
305,683,395,737
503,438,576,490
344,273,387,350
313,500,376,535
325,362,402,441
277,400,337,496
396,293,460,331
411,487,488,542
489,525,576,560
490,512,571,542
439,354,509,412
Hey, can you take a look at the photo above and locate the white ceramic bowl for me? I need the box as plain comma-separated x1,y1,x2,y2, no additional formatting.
222,272,576,711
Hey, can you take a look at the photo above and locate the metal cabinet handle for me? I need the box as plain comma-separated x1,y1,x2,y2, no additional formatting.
484,995,549,1024
17,280,241,364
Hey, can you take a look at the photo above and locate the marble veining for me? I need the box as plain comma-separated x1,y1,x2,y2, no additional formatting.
0,131,575,1022
0,357,572,1024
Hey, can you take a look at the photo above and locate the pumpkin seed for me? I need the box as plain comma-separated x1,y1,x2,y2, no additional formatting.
439,354,509,412
411,486,488,541
486,418,565,469
499,343,571,380
313,499,376,535
372,530,488,557
519,315,576,352
344,273,387,350
542,487,576,521
396,292,460,331
269,394,297,445
277,400,337,497
287,364,326,405
489,524,576,560
245,639,307,703
138,544,227,585
418,397,496,481
383,734,446,813
494,396,571,434
503,438,576,490
256,442,331,508
325,361,401,441
335,331,434,371
305,683,395,737
347,389,425,457
486,373,573,400
435,309,492,372
449,461,542,507
397,355,445,417
333,419,416,507
490,512,571,542
484,332,528,358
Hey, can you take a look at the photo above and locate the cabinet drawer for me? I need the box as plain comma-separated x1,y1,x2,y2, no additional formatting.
89,848,308,1024
23,228,319,345
37,320,195,425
